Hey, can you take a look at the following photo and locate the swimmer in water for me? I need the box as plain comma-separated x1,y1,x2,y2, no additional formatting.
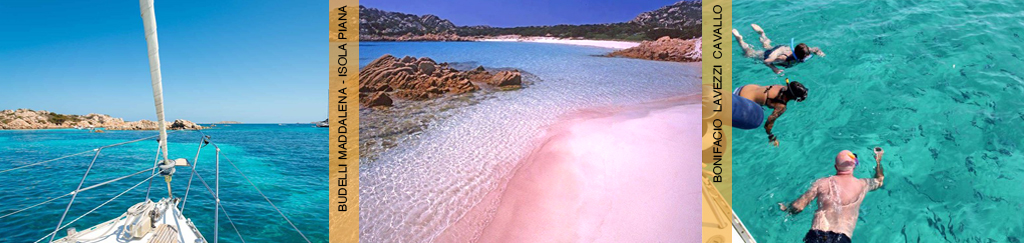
732,79,807,146
778,148,886,243
732,24,825,76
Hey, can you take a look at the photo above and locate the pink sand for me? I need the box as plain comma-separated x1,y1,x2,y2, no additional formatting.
437,96,701,242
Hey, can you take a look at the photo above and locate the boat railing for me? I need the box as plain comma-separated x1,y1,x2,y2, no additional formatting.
0,131,311,243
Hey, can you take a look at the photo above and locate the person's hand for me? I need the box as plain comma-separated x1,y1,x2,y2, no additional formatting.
775,69,785,76
874,147,884,162
765,134,778,146
778,203,787,211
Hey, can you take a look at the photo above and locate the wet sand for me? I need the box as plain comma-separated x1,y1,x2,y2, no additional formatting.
437,95,701,242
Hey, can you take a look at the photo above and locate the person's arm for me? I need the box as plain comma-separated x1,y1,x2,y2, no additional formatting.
810,47,826,57
868,147,885,190
779,180,820,214
764,104,787,146
764,58,784,75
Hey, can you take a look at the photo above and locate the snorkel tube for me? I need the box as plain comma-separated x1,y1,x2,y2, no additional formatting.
791,38,813,62
783,78,807,102
850,152,860,166
784,78,798,101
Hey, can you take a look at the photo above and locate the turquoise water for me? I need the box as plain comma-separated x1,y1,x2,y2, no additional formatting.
732,0,1024,241
359,42,701,241
0,124,327,242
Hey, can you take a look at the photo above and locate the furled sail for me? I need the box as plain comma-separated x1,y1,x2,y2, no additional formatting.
139,0,168,162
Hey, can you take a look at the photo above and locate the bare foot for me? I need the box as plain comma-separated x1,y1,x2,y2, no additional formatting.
751,24,765,34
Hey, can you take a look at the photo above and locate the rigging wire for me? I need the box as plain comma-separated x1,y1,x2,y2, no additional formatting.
3,130,310,242
0,132,170,175
199,130,311,243
37,171,160,243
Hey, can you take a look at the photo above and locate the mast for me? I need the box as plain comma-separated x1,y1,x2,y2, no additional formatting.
139,0,168,163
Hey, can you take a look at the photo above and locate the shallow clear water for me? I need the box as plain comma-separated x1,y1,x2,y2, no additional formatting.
731,0,1024,241
0,124,327,242
359,42,700,242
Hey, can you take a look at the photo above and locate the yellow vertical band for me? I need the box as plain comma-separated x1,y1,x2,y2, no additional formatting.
329,1,360,242
701,0,732,243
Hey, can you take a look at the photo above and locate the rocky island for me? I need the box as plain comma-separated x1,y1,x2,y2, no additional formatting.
360,1,699,42
608,36,701,62
360,1,701,63
359,54,523,108
0,109,203,130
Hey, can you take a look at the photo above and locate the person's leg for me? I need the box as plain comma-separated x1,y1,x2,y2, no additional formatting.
751,24,773,49
732,29,761,58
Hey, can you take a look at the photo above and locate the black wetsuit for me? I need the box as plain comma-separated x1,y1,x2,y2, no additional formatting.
763,45,801,68
803,230,851,243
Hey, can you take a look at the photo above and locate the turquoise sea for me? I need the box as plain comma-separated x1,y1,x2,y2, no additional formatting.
732,0,1024,242
359,42,701,241
0,124,327,242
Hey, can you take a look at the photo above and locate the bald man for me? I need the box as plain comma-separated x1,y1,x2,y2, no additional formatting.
778,148,886,243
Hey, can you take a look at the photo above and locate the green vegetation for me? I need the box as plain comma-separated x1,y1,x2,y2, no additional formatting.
361,1,701,42
46,112,81,125
455,23,699,41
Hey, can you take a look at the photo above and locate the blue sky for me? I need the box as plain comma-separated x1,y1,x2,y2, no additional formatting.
0,0,680,123
0,1,323,123
364,0,681,27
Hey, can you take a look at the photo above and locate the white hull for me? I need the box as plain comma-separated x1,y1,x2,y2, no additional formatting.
54,198,205,243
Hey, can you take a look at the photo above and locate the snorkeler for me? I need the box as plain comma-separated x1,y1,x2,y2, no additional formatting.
732,24,825,75
732,79,807,146
778,148,886,243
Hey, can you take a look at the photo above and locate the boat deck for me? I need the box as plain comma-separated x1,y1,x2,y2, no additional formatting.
54,198,205,243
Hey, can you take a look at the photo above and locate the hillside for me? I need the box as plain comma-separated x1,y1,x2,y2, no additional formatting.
629,0,701,30
0,109,202,130
360,1,700,41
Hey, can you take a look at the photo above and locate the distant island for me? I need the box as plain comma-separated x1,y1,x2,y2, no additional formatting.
359,1,701,62
0,109,202,130
360,1,699,42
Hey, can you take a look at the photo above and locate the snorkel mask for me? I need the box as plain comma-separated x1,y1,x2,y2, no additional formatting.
791,38,813,62
784,78,807,102
849,153,860,166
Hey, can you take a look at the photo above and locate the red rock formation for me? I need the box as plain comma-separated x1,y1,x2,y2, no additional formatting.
365,92,394,108
490,70,522,87
607,36,701,62
359,55,524,108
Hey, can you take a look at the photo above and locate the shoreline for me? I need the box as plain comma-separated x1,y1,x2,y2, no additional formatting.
477,36,641,50
437,94,701,242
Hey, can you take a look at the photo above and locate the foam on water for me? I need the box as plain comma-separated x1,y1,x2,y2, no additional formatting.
359,42,700,242
0,124,327,242
732,0,1024,241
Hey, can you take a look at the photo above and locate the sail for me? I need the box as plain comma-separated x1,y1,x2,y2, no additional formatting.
139,0,168,162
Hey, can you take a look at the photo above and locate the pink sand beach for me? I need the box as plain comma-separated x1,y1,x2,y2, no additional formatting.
437,96,701,242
